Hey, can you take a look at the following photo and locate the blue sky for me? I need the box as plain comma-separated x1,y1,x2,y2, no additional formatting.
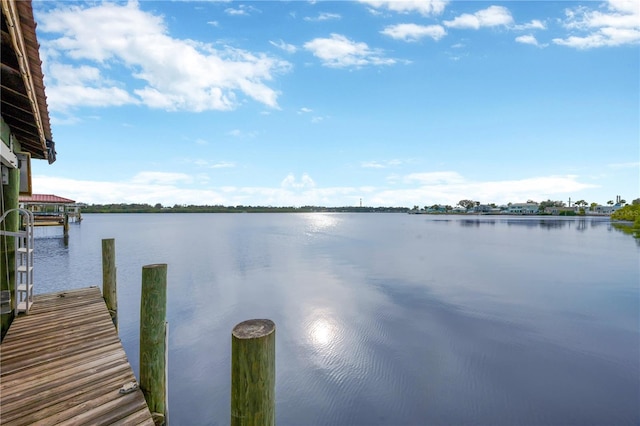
30,0,639,207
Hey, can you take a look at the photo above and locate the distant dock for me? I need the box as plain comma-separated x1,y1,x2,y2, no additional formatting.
19,194,82,235
0,287,154,425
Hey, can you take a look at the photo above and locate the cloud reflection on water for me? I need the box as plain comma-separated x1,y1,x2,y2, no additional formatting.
34,213,640,425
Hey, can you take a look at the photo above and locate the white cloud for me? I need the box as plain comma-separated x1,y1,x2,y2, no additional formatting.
49,115,81,126
37,2,290,112
362,161,386,169
381,23,446,41
191,158,235,169
32,171,599,207
269,39,297,54
211,161,236,169
361,159,403,168
48,85,137,111
513,19,547,30
281,173,316,189
224,5,259,16
444,5,514,29
608,0,640,15
303,33,396,68
304,12,341,21
553,0,640,48
516,34,541,46
607,161,640,169
359,0,448,16
298,107,313,114
227,129,258,138
32,175,229,206
44,63,138,111
371,174,598,207
554,28,640,48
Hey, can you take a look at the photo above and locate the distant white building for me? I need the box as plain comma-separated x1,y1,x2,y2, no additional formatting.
593,203,623,215
508,203,539,215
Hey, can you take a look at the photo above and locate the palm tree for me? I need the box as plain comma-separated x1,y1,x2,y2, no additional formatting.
574,200,587,215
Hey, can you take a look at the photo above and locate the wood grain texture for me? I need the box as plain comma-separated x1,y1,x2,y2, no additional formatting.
231,319,275,426
102,238,118,330
139,264,167,421
0,287,154,425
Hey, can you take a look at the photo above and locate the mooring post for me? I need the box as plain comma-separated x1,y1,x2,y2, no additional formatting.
140,263,168,426
63,212,69,237
231,319,276,426
101,238,117,330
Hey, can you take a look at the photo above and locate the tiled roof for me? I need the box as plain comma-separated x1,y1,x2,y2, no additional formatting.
19,194,75,204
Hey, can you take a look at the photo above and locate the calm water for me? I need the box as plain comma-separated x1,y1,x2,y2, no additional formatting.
35,214,639,425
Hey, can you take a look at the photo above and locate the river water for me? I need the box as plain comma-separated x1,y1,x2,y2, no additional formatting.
34,213,639,425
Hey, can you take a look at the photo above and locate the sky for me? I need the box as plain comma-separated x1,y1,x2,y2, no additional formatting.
28,0,639,207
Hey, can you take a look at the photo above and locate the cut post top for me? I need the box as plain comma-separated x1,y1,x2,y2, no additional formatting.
232,319,275,340
143,263,168,270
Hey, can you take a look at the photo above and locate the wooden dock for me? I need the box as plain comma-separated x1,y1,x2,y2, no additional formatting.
0,287,154,425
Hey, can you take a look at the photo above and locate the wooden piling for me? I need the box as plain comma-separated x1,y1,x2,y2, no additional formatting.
231,319,276,426
140,264,167,425
63,212,69,236
101,238,117,330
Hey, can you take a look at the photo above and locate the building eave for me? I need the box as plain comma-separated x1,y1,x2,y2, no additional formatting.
1,0,54,162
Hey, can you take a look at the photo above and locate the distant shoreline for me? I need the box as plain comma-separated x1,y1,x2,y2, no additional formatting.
79,208,612,218
80,205,411,214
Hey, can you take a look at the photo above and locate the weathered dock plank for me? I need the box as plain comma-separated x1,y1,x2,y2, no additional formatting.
0,287,154,426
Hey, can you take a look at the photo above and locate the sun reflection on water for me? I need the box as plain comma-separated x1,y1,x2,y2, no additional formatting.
306,311,342,351
304,213,340,234
309,318,334,346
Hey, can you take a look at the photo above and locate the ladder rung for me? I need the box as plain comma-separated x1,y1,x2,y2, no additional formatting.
3,210,35,314
16,301,32,313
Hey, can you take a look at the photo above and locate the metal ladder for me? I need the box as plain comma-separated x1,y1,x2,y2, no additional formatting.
0,208,35,315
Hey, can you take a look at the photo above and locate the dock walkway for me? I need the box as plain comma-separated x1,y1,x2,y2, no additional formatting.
0,287,154,425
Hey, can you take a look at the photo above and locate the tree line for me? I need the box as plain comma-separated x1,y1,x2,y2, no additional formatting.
81,203,410,214
81,198,639,215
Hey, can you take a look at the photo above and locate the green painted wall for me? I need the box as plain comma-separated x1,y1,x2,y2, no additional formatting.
1,115,21,339
0,116,10,145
